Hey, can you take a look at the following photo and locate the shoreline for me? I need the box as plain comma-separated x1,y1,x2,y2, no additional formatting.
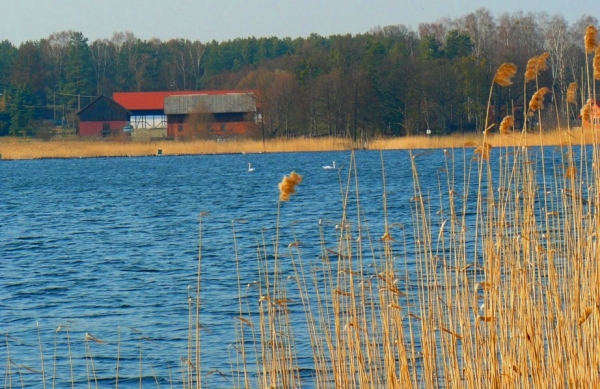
0,128,592,160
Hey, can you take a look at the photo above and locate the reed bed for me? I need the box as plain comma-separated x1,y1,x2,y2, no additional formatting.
0,128,588,160
219,127,600,388
369,128,586,150
0,137,355,160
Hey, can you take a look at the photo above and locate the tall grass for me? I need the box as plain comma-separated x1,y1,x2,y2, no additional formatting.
220,132,600,388
0,129,591,160
0,137,356,160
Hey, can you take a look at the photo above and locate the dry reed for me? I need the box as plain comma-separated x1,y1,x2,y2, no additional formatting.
581,99,592,122
525,52,550,82
474,141,492,160
0,137,355,160
585,25,598,53
370,128,586,150
594,47,600,79
493,63,518,87
499,115,514,135
278,171,303,201
567,82,578,104
3,130,591,161
529,86,551,112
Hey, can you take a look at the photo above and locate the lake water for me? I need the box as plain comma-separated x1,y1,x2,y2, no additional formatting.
0,146,578,388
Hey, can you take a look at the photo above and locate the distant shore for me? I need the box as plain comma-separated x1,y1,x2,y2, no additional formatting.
0,128,592,160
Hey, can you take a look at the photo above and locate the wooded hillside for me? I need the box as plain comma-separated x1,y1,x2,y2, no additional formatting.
0,9,597,139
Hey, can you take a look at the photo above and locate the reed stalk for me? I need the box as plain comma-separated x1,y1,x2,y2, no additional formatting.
36,321,47,389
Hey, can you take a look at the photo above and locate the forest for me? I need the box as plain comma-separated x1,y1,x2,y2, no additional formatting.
0,8,597,140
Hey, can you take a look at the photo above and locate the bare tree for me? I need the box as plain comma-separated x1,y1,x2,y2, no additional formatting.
541,15,570,117
187,40,205,90
166,39,191,89
418,22,448,43
90,39,111,95
461,8,496,61
43,31,72,88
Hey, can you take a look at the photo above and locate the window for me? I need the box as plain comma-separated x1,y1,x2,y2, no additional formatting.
102,123,111,138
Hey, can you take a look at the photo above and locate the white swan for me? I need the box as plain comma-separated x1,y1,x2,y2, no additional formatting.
323,161,336,170
248,163,255,172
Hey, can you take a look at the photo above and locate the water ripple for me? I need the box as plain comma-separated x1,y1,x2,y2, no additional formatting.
0,150,452,388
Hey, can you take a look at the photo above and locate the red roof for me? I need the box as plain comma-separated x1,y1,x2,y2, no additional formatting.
112,90,255,111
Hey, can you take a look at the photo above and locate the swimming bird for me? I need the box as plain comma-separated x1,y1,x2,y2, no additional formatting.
248,163,255,172
323,161,336,170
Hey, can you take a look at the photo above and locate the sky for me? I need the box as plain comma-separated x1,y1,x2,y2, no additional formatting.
2,0,599,45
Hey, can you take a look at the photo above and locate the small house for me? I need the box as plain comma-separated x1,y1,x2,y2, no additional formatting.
76,95,131,137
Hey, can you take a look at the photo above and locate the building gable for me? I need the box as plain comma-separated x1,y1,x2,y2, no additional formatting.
77,95,131,122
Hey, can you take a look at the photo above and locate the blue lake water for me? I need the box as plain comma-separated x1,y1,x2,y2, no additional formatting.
0,146,581,388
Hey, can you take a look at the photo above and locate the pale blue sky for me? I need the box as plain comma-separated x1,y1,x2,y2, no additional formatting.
2,0,598,44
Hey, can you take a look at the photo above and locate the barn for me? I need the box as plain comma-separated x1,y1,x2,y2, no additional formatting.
113,91,201,128
164,92,257,139
76,95,131,137
112,90,256,132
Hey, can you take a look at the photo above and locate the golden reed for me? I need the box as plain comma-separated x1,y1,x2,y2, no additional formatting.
529,87,551,112
525,52,550,82
278,171,303,201
474,142,492,160
567,82,578,104
594,47,600,80
493,63,518,87
585,25,598,53
499,115,514,135
581,99,592,122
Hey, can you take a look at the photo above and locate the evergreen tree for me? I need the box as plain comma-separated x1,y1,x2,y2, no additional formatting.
62,32,94,109
445,30,473,59
8,84,36,137
0,40,17,92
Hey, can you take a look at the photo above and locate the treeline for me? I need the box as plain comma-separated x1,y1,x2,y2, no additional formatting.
0,9,597,138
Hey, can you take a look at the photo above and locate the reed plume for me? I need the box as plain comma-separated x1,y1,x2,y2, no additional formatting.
493,63,518,87
484,63,517,132
565,166,577,179
499,115,514,135
585,25,598,54
594,48,600,80
525,52,550,82
475,142,492,160
278,171,303,201
567,82,578,104
581,99,592,122
529,87,551,112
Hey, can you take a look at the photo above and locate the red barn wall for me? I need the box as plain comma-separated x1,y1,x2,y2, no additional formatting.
582,104,600,130
79,121,128,137
167,121,252,139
